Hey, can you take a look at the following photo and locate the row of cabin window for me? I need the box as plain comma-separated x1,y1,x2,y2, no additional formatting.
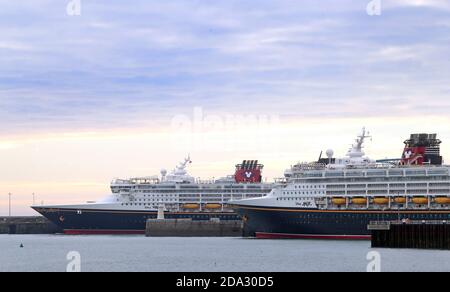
283,191,323,195
277,197,313,201
294,185,324,189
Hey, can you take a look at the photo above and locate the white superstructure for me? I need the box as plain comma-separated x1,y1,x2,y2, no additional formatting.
233,129,450,210
104,157,274,212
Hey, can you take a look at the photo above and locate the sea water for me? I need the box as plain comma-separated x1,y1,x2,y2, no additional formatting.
0,235,449,272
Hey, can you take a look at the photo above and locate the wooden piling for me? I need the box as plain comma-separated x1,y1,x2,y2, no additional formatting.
369,221,450,250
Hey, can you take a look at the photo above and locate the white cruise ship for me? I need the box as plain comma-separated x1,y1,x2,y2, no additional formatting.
231,129,450,240
32,158,275,234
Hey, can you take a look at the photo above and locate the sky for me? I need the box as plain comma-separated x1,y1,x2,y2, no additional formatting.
1,0,450,215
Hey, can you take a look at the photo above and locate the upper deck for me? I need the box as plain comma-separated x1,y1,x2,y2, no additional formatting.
289,165,450,181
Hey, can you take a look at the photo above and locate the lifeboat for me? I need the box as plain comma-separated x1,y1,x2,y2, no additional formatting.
182,204,200,210
394,197,406,204
352,197,367,205
331,198,346,205
412,197,428,204
204,204,222,210
435,197,450,204
373,198,389,205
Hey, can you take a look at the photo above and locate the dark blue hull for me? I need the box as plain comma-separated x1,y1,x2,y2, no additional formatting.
234,205,450,239
32,207,241,234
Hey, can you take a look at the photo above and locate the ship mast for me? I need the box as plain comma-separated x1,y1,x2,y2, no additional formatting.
347,127,371,158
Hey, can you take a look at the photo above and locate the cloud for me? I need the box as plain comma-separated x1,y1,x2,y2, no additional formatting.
387,0,450,9
0,0,449,136
0,41,33,51
0,142,21,150
375,46,417,61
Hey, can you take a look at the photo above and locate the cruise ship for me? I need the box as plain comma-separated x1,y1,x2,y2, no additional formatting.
32,158,274,234
230,129,450,240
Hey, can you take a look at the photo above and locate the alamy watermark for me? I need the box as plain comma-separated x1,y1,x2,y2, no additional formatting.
66,251,81,272
366,251,381,272
170,107,281,153
366,0,382,16
67,0,81,16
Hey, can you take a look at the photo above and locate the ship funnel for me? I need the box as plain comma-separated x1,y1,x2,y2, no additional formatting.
234,160,264,183
400,133,442,166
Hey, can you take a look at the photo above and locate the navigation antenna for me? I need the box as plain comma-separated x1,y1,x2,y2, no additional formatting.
355,127,371,152
347,127,372,158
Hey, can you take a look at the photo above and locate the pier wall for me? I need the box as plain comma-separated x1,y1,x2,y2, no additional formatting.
146,219,243,237
370,221,450,250
0,217,62,234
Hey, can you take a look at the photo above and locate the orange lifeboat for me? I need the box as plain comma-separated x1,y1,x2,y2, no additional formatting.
394,197,406,204
182,204,200,210
331,198,346,205
412,197,428,204
352,197,367,205
435,197,450,204
373,198,389,205
204,204,222,210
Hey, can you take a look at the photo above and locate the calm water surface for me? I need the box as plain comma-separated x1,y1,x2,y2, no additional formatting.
1,235,449,272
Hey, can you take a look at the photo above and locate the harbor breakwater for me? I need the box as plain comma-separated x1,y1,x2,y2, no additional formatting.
0,217,62,234
146,219,243,237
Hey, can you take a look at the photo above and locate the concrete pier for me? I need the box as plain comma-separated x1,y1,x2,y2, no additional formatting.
0,217,62,234
369,220,450,250
146,219,243,237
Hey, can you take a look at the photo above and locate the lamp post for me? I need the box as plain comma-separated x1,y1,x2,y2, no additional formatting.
8,193,11,217
32,193,36,206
